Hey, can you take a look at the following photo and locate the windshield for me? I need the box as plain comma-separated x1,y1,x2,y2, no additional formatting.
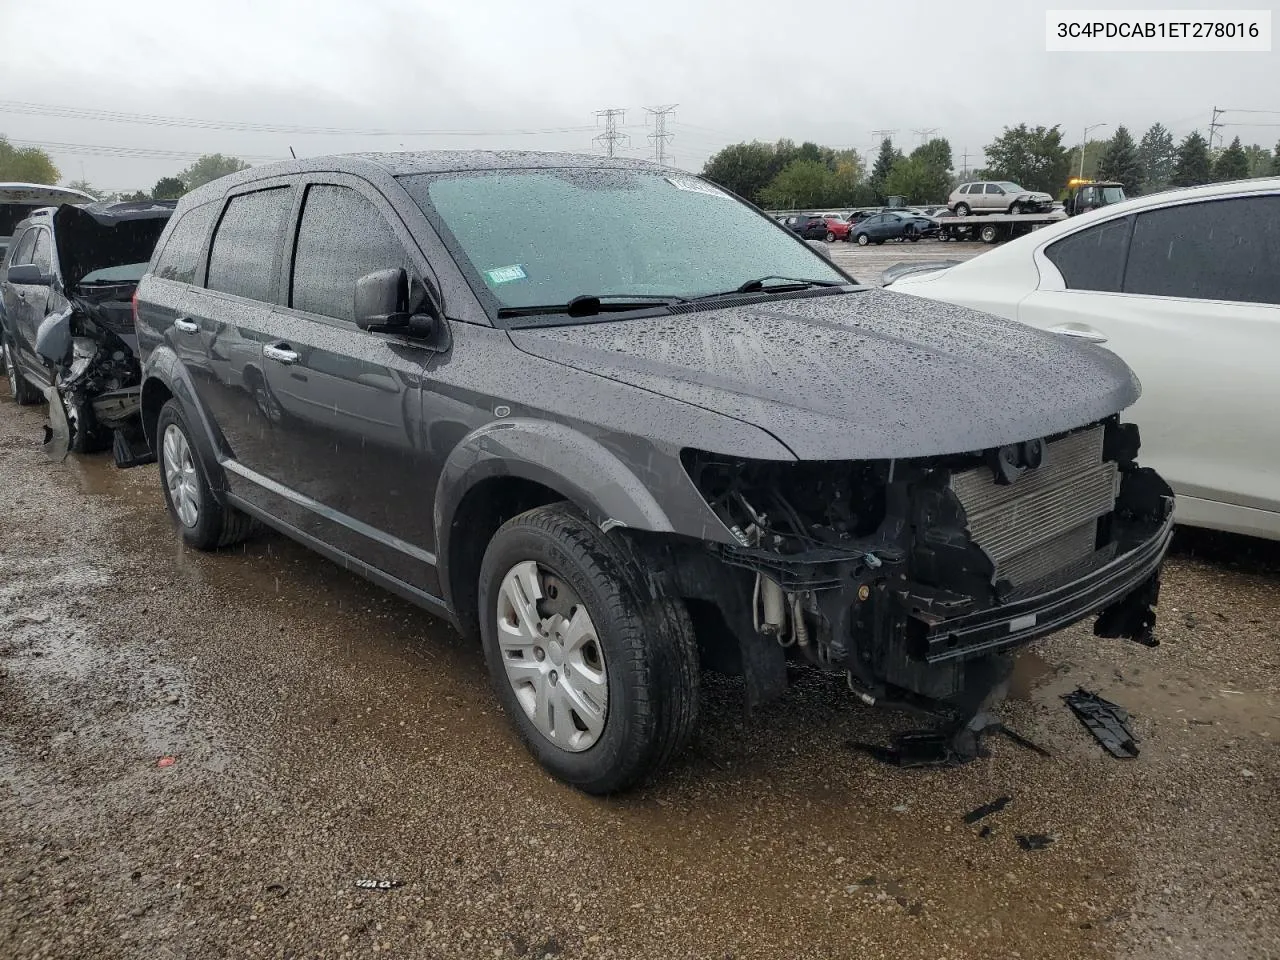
80,262,149,284
397,168,848,317
997,182,1026,193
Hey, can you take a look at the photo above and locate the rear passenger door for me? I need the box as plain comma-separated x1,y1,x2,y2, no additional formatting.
2,228,38,366
260,176,438,590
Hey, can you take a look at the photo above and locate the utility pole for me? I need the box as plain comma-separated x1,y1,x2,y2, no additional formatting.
1208,106,1224,149
912,127,938,146
644,104,678,166
593,108,630,158
959,146,977,179
1079,122,1108,179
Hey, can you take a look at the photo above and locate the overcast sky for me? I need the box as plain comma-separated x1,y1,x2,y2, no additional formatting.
0,0,1275,192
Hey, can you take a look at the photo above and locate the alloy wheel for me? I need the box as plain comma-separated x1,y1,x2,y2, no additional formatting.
495,560,608,752
162,424,201,528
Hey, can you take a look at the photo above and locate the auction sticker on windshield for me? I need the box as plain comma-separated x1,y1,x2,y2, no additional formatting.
484,264,527,285
665,175,729,198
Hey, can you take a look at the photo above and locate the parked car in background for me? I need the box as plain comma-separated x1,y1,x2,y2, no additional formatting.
130,151,1170,792
948,181,1054,216
781,214,828,240
1,183,95,260
822,216,850,241
848,211,940,245
890,178,1280,541
0,200,175,456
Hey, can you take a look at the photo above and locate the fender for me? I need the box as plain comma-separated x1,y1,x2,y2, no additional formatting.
140,345,234,505
434,418,678,606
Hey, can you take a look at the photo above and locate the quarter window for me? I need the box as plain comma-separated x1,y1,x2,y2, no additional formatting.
290,184,408,322
154,203,218,284
207,187,292,302
9,228,36,266
1122,196,1280,306
30,230,52,272
1044,217,1132,292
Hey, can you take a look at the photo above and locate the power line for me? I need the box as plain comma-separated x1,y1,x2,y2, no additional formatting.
644,104,678,166
593,108,630,158
912,127,938,145
0,98,603,138
9,138,283,163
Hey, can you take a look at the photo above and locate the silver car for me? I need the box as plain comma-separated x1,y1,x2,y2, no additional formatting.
948,180,1054,216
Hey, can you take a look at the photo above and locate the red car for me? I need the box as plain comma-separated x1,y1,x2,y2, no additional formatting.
821,215,850,242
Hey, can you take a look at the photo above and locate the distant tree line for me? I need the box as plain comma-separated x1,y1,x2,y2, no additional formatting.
702,122,1280,209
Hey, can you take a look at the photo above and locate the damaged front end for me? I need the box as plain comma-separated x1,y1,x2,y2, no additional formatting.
670,417,1173,752
36,287,149,463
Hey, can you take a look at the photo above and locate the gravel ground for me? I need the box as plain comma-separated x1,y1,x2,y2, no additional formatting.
1,379,1277,959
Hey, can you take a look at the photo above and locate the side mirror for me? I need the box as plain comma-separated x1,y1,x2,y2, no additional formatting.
354,268,408,332
7,263,51,286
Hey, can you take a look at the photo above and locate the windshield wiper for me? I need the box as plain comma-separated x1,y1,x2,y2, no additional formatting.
691,276,844,301
497,293,688,320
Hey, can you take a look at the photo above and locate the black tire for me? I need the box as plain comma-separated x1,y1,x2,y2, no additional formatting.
855,233,869,246
825,231,836,243
954,202,970,217
478,504,699,793
1008,201,1023,215
3,336,42,406
980,224,1000,244
155,399,257,550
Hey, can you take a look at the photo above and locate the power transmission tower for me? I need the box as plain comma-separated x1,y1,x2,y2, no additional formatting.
593,108,630,158
959,146,979,179
1208,106,1224,149
644,104,678,165
912,127,938,146
870,129,898,147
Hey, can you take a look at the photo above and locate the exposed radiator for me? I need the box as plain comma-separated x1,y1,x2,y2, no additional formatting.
949,425,1118,588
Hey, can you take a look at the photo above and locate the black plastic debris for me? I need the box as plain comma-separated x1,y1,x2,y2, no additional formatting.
1016,834,1054,851
1062,687,1139,758
963,796,1012,824
353,879,403,890
852,715,1050,769
978,825,993,839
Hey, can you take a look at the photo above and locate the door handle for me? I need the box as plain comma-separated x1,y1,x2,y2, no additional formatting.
173,318,199,334
263,343,300,365
1048,324,1108,344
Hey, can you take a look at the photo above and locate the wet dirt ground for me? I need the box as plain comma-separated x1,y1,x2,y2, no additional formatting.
1,393,1277,960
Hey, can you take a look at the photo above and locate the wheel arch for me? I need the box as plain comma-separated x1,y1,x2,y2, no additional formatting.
140,346,233,502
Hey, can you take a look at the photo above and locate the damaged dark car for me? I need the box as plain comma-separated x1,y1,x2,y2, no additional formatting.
130,152,1173,793
0,200,176,458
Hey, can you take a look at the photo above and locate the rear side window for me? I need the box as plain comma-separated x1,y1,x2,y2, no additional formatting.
154,203,218,284
290,184,407,322
207,187,292,302
1123,196,1280,305
1045,217,1132,292
31,230,51,272
9,228,36,266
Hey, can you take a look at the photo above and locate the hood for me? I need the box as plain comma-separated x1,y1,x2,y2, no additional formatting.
52,202,174,290
509,289,1140,461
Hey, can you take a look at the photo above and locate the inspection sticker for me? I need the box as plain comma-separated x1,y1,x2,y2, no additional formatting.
484,264,527,285
665,175,728,198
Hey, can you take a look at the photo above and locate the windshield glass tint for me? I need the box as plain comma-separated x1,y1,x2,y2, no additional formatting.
80,262,148,284
398,169,847,313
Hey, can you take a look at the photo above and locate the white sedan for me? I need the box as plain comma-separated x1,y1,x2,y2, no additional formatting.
889,178,1280,541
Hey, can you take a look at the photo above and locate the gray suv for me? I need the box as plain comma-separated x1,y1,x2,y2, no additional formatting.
948,181,1055,216
131,152,1173,792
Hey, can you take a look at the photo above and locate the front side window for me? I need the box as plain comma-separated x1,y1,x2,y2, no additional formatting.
290,185,409,322
154,202,218,284
1045,217,1132,292
206,187,292,302
985,184,1002,195
397,168,846,320
1123,195,1280,305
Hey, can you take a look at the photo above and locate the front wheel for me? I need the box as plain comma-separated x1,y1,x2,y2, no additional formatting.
1008,201,1023,215
954,202,970,216
825,231,836,243
479,504,699,793
855,233,870,246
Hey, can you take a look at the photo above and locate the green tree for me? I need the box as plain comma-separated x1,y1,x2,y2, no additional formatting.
0,136,60,184
759,159,834,209
1212,136,1250,181
1272,140,1280,176
1137,123,1175,193
1170,132,1213,186
884,156,952,204
152,176,186,200
178,154,249,191
65,178,99,199
910,137,953,175
1069,139,1108,181
1096,126,1142,193
1242,143,1270,178
869,138,903,195
982,124,1070,194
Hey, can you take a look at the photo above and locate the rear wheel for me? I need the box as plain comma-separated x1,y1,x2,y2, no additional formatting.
954,202,970,217
156,399,257,550
825,231,836,243
478,504,699,793
3,337,42,405
980,223,1000,244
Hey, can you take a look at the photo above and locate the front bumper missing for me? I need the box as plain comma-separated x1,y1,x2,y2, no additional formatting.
907,508,1174,664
